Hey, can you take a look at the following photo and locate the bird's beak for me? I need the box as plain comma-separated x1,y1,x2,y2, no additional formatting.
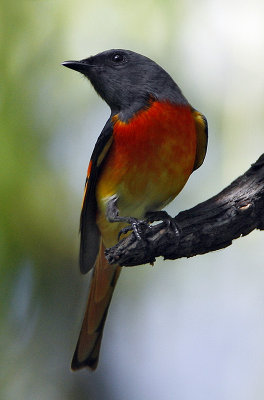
61,60,88,73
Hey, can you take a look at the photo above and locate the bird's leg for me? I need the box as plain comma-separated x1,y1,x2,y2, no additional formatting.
106,196,149,241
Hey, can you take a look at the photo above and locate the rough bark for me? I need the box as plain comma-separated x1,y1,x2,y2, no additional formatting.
105,154,264,267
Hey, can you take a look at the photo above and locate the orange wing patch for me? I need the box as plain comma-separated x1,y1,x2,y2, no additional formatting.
81,135,113,210
81,160,93,209
96,136,113,167
87,160,93,178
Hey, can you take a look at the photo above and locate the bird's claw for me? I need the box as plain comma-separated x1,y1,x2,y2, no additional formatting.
118,218,149,241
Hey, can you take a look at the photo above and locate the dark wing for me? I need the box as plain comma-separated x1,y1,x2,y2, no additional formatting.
79,119,114,274
191,108,208,171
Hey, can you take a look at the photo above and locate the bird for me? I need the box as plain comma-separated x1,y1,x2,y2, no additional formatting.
62,49,208,371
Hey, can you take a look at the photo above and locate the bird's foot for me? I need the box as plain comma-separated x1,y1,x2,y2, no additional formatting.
117,218,149,241
106,196,149,241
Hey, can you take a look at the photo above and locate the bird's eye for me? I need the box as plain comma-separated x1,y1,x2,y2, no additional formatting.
112,53,126,63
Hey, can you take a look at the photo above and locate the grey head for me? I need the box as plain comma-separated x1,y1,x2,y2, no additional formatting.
62,49,188,119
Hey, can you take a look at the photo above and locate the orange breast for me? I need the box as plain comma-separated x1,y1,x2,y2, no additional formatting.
96,101,197,244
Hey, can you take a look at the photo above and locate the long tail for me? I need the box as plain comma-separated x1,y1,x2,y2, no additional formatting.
71,239,121,370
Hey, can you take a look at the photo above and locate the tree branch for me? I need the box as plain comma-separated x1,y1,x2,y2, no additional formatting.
105,154,264,267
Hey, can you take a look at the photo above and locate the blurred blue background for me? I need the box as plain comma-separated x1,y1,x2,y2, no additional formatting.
1,1,264,399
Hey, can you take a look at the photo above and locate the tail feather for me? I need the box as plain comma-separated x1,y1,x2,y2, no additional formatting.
71,240,121,371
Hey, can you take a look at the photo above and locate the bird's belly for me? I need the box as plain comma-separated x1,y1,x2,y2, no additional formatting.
115,150,193,216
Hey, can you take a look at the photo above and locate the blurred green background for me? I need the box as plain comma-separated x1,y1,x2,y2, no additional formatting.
1,1,264,399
